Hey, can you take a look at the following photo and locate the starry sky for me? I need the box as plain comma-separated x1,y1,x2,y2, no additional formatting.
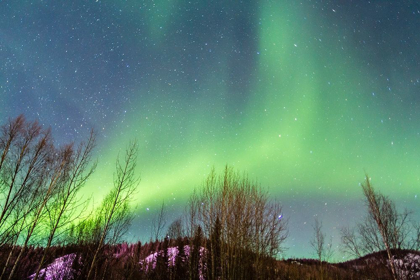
1,1,419,259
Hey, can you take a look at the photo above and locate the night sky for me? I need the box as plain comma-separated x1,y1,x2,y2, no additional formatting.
1,1,419,259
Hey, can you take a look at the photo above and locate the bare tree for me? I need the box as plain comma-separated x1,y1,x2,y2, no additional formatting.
86,141,140,280
0,115,25,179
7,138,71,280
361,175,399,280
0,115,52,238
188,165,288,279
310,218,333,280
340,226,363,259
0,182,43,279
341,175,418,280
0,116,61,280
185,189,200,241
33,131,96,280
151,201,167,241
166,217,184,240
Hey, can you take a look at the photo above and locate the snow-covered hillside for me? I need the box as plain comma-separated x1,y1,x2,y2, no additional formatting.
141,245,205,268
27,245,206,280
28,253,78,280
25,247,420,280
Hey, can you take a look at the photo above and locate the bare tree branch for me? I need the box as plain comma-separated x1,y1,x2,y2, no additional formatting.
151,201,167,241
188,165,288,279
86,141,140,280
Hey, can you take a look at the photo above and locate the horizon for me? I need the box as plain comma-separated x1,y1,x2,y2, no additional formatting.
1,1,419,259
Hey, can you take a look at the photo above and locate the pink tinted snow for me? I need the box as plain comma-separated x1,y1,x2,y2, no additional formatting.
27,249,420,280
28,253,77,280
141,245,206,280
141,245,205,268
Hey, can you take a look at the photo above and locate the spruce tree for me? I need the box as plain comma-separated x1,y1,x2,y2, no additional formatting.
207,217,221,280
174,237,186,280
190,226,202,280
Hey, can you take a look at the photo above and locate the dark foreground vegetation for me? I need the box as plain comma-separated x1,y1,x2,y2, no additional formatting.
0,115,419,279
282,249,420,280
1,237,277,280
1,241,420,280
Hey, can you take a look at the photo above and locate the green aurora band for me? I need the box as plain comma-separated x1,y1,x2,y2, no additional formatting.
84,2,419,257
1,1,419,258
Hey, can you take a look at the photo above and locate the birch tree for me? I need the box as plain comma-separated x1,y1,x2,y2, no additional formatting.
86,141,140,280
0,116,56,280
151,201,167,241
7,139,70,280
188,166,288,280
33,131,96,280
361,175,398,280
310,218,333,280
341,175,417,280
0,115,52,240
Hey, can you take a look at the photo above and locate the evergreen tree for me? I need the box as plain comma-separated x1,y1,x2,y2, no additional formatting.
207,216,221,280
155,238,169,280
190,226,202,280
174,237,187,280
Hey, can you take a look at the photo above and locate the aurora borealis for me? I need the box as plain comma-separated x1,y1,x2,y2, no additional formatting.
1,1,419,259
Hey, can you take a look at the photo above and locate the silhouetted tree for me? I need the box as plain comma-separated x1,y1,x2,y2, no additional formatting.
310,218,333,280
0,116,96,279
188,166,288,279
86,141,140,280
166,217,184,241
155,237,169,280
190,226,202,280
6,130,73,280
361,175,399,280
0,115,52,245
341,175,418,280
151,201,167,241
33,130,96,280
173,237,187,280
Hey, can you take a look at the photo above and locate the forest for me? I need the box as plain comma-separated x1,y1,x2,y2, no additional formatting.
0,115,419,280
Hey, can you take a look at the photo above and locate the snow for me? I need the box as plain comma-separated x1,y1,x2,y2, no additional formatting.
391,253,420,280
141,246,182,269
28,253,79,280
28,247,420,280
141,245,206,280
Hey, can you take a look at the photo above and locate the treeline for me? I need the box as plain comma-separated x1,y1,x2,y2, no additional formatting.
0,115,419,280
1,239,418,279
0,238,185,279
